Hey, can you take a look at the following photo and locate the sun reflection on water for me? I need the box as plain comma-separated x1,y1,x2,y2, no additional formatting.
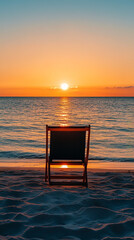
61,165,68,168
58,97,70,126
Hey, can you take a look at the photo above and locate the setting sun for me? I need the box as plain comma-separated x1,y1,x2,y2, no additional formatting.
60,83,69,91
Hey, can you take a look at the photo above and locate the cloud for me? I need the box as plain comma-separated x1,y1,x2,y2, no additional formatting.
105,86,134,89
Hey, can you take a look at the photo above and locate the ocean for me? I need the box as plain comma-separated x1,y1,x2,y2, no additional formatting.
0,97,133,163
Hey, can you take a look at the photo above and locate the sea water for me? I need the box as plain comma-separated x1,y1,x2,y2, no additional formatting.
0,97,133,163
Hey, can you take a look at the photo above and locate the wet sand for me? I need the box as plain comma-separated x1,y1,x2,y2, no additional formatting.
0,159,134,172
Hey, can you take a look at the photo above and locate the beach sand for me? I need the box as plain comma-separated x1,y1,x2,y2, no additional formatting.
0,167,134,240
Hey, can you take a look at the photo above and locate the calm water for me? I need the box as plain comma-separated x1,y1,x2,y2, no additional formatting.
0,97,134,163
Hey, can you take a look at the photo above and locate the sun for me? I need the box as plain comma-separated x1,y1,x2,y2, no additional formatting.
60,83,69,91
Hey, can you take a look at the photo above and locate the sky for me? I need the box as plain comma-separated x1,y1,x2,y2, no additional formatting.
0,0,134,96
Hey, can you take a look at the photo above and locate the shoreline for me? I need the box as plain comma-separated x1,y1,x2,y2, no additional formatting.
0,159,134,172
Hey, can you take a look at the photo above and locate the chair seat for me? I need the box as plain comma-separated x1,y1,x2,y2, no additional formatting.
50,158,84,165
50,161,84,165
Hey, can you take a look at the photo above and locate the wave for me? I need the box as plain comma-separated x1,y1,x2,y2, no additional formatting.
0,151,133,162
0,151,45,159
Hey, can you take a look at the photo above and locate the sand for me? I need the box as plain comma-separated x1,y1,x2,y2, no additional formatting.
0,167,134,240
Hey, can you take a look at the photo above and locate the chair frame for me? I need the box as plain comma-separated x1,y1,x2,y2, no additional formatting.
45,125,90,186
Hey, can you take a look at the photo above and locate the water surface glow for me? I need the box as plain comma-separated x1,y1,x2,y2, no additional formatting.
0,97,133,164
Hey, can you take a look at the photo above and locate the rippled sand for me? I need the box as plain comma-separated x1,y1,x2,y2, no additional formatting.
0,168,134,240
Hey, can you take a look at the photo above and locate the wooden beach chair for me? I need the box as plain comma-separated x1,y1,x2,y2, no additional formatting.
45,125,90,186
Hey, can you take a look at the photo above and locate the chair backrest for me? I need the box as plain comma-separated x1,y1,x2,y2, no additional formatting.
46,126,90,163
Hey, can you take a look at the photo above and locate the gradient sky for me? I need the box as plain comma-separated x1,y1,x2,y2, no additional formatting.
0,0,134,96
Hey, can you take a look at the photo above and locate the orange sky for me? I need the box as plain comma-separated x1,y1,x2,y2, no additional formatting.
0,86,134,97
0,1,134,96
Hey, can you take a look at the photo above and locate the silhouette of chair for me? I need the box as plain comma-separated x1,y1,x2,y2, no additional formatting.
45,125,90,186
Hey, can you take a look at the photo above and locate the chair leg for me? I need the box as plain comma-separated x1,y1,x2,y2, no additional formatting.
83,165,88,187
83,165,86,183
83,167,85,183
45,161,47,182
48,161,51,185
85,165,88,187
